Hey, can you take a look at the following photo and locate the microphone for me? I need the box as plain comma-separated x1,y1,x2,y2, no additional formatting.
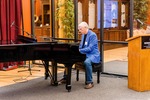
11,40,15,44
10,21,36,40
10,21,15,27
137,19,144,25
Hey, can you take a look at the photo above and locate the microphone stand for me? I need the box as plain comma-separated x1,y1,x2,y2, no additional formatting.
11,23,40,75
18,60,40,75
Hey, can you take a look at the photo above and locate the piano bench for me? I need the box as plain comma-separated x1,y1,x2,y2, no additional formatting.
75,62,102,84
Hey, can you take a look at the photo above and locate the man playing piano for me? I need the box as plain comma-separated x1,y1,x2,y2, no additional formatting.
59,22,100,89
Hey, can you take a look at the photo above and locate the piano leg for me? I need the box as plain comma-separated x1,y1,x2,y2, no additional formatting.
43,60,50,80
65,63,73,92
51,61,58,86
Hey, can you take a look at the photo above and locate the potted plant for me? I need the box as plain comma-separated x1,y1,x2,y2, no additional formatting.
56,0,74,40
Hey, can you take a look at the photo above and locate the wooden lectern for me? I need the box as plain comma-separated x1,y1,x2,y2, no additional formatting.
126,34,150,92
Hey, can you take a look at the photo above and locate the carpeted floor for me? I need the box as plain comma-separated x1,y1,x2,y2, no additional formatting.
104,60,128,76
1,71,150,100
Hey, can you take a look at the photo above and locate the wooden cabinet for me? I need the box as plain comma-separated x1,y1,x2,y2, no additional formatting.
41,0,50,26
35,26,50,41
34,0,51,41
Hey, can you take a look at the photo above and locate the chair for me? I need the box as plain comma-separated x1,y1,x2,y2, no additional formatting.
75,62,102,84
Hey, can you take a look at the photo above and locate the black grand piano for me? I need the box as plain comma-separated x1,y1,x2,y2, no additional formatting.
0,35,85,92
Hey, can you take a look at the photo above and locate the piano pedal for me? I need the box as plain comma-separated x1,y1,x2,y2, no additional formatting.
51,80,58,86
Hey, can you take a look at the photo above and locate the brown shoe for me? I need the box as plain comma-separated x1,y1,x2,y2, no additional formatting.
84,83,94,89
58,78,66,85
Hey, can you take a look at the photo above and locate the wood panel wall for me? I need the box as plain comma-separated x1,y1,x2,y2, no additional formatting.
22,0,31,36
93,29,127,41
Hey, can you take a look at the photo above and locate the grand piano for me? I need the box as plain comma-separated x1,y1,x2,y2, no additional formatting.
0,35,85,92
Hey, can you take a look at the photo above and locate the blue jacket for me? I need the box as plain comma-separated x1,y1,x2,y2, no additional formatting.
79,30,100,63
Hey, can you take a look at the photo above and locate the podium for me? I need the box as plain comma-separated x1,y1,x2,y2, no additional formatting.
127,34,150,92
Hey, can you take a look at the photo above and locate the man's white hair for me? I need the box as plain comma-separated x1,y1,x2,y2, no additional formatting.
78,22,89,28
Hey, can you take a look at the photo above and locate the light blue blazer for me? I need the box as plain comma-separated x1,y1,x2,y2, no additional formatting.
79,30,100,63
